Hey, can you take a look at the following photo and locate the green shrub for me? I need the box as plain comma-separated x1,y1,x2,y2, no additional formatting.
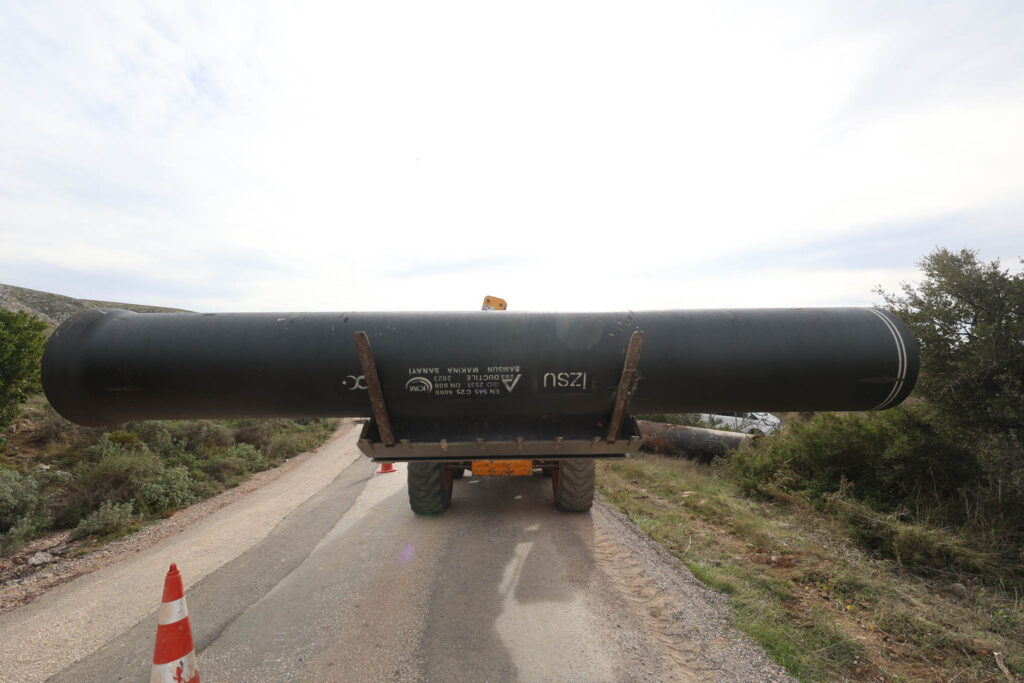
729,406,977,519
13,416,337,545
32,468,72,488
139,466,196,514
232,419,286,451
69,501,136,540
54,503,90,529
164,451,201,475
182,421,234,456
103,430,144,447
191,479,223,499
2,515,42,554
0,310,47,435
0,467,50,554
234,418,337,457
972,434,1024,532
152,420,233,457
268,429,319,461
222,443,271,472
200,455,250,487
0,467,46,532
126,422,183,460
67,449,163,516
84,432,151,463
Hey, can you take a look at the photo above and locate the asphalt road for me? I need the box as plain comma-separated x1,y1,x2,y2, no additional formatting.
20,430,790,681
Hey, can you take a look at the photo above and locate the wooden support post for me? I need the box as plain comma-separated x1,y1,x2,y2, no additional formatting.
607,330,644,443
354,331,395,446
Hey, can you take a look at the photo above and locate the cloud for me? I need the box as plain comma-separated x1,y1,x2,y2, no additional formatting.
387,256,529,279
1,1,1021,314
831,1,1024,114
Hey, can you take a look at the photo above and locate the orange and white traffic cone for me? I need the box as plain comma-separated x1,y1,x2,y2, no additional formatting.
151,563,199,683
375,461,398,474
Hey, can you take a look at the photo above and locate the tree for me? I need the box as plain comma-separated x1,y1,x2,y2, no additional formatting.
0,310,48,437
877,248,1024,437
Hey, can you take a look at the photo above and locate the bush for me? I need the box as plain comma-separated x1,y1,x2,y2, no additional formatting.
69,501,136,541
67,447,163,516
54,503,91,530
149,429,183,460
103,430,144,447
1,515,45,555
726,405,1024,580
0,468,46,532
200,455,251,488
729,406,977,520
123,422,183,460
10,415,338,547
267,430,317,461
191,479,223,499
138,466,196,515
178,421,234,457
0,310,47,436
267,420,336,460
222,443,271,472
83,432,150,463
975,434,1024,508
163,451,200,474
0,467,50,554
232,419,286,451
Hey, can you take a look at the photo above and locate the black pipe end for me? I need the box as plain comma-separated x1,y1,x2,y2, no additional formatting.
869,308,919,410
42,308,137,427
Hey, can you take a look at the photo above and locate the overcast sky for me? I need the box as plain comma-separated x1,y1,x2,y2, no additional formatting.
1,1,1021,312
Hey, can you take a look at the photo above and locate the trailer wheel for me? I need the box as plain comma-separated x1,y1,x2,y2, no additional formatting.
553,459,595,512
408,462,453,515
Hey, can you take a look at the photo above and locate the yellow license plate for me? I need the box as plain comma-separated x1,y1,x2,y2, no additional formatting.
471,459,533,476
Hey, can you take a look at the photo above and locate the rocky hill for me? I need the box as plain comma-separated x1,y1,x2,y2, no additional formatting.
0,283,188,325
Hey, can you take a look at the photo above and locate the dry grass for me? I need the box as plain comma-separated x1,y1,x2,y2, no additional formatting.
598,454,1024,682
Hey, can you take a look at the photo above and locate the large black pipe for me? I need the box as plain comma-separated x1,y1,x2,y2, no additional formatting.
42,308,917,427
636,420,753,460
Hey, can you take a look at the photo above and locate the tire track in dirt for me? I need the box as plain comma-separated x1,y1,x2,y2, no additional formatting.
590,501,793,682
592,515,714,679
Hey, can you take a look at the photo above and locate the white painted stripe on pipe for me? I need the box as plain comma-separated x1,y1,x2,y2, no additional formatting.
871,310,906,410
157,597,188,625
150,649,198,682
865,309,906,410
882,309,909,407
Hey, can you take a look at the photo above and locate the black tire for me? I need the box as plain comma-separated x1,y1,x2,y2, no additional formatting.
553,459,595,512
408,462,453,515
